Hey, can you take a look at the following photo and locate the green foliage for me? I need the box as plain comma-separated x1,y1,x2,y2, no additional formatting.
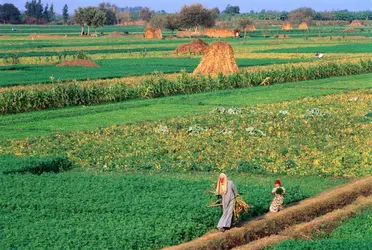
0,60,370,114
3,89,370,177
0,154,74,174
73,50,91,60
0,165,346,249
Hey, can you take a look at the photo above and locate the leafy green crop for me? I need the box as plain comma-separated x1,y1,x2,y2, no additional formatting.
0,160,346,249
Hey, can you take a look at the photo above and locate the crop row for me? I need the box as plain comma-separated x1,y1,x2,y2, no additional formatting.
3,90,371,177
0,60,371,114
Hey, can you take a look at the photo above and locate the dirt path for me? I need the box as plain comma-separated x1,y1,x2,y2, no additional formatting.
163,176,372,250
234,195,372,250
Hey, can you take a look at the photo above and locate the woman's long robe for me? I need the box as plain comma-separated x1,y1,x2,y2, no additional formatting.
217,180,238,229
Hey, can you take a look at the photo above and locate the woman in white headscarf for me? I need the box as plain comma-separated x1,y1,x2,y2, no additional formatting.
215,173,239,232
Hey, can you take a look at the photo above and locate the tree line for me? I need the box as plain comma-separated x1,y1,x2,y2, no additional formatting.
1,2,371,25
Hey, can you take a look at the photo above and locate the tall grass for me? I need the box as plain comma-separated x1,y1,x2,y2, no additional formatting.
0,60,371,114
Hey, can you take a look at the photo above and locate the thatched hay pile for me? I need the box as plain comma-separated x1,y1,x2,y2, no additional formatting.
349,20,364,26
57,60,100,68
176,30,203,37
204,28,239,38
193,42,239,75
144,28,162,39
173,39,209,55
298,22,309,30
246,24,257,31
282,22,293,30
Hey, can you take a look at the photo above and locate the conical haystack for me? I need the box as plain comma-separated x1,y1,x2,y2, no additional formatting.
282,22,293,30
299,22,309,30
144,28,162,39
193,42,239,75
349,20,364,27
173,39,209,55
246,24,257,31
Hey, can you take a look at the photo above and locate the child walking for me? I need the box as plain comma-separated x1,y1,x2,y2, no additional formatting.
269,180,286,212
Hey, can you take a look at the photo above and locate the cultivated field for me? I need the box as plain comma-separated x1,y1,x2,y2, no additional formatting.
0,24,371,249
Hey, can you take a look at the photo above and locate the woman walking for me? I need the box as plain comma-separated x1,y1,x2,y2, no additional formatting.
216,173,239,232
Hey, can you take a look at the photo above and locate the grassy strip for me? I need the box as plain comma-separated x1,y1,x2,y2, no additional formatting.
0,58,311,86
1,60,370,113
0,73,371,140
0,169,346,249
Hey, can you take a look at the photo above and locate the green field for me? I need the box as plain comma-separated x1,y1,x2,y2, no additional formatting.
0,58,312,86
1,24,372,249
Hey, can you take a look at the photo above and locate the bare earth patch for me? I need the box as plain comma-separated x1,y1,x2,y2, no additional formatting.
56,60,100,68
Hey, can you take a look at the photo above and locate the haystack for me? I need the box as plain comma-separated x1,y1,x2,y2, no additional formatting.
204,28,237,38
173,39,209,55
282,22,293,30
349,20,364,27
299,22,309,30
57,59,100,68
144,28,162,39
193,42,239,75
245,24,257,31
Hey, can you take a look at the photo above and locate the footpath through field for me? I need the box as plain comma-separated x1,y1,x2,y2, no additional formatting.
164,177,372,250
1,73,371,139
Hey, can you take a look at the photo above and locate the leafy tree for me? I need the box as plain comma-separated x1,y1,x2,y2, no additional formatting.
73,7,86,35
62,4,69,24
238,18,252,38
42,3,49,22
289,7,316,22
149,14,166,29
223,4,240,15
49,3,55,22
117,10,131,24
164,14,181,35
25,0,43,21
0,3,21,24
140,7,153,22
91,9,106,35
98,2,116,25
179,4,217,31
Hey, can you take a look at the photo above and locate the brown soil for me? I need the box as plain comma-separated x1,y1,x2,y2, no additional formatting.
56,59,100,68
28,34,65,39
298,22,309,30
193,42,239,75
173,39,209,55
163,177,372,250
271,34,290,39
144,28,162,39
349,20,364,27
234,196,372,250
104,31,123,38
176,30,203,38
282,22,293,30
